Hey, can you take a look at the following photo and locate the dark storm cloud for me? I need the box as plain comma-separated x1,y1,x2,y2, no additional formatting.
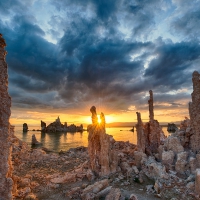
9,70,49,93
1,15,69,93
124,0,159,37
58,31,153,106
0,0,24,15
12,15,45,36
0,0,199,113
12,96,50,109
144,39,200,90
51,0,120,22
51,0,160,38
54,12,155,107
171,8,200,40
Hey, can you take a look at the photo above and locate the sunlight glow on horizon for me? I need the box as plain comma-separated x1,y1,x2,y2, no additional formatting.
10,106,190,128
97,115,101,124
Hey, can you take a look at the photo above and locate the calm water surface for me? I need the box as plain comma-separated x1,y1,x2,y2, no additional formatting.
14,126,170,152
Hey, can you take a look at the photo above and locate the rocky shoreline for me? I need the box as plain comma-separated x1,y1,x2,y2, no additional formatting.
12,135,151,200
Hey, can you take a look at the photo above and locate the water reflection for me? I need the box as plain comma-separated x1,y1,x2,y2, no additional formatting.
22,131,28,141
14,127,170,152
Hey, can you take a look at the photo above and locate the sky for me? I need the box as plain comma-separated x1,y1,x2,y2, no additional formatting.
1,0,200,126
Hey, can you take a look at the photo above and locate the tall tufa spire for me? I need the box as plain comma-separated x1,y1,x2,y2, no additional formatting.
148,90,154,122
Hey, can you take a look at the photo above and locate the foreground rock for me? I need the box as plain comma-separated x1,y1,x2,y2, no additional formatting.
189,71,200,152
88,106,118,176
136,90,165,155
0,33,13,200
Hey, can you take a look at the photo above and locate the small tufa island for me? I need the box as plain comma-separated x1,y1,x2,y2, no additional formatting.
41,116,84,133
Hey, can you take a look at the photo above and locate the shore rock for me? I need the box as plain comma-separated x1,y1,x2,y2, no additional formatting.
195,169,200,195
81,179,109,199
88,106,118,176
105,188,123,200
162,150,175,166
175,151,188,174
129,194,138,200
50,172,76,184
165,136,184,153
141,157,169,180
134,151,147,168
189,71,200,152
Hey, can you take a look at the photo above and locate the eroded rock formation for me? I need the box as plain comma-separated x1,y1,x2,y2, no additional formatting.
41,117,83,133
31,134,41,145
167,123,178,132
148,90,154,122
0,33,13,199
88,106,118,176
149,70,200,198
136,90,165,155
145,91,165,153
41,120,46,132
136,112,145,153
23,123,28,132
189,71,200,153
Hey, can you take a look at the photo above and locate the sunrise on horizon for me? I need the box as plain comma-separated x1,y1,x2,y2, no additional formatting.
1,0,198,127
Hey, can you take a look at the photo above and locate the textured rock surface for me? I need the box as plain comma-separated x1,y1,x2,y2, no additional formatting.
189,157,197,174
148,90,154,122
177,117,192,148
82,179,109,198
189,71,200,153
129,194,138,200
0,34,13,199
136,90,165,155
195,169,200,195
165,135,184,154
105,188,122,200
162,150,175,166
134,151,147,168
88,106,118,176
136,112,145,153
175,152,188,174
141,157,169,180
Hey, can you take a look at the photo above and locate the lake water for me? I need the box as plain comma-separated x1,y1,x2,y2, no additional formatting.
14,126,170,152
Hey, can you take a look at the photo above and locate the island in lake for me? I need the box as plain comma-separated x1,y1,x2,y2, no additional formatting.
40,116,84,133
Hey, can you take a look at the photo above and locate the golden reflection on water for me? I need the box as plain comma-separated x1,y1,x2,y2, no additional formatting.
15,126,170,152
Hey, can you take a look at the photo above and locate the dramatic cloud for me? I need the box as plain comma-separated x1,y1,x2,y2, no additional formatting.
0,0,199,123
